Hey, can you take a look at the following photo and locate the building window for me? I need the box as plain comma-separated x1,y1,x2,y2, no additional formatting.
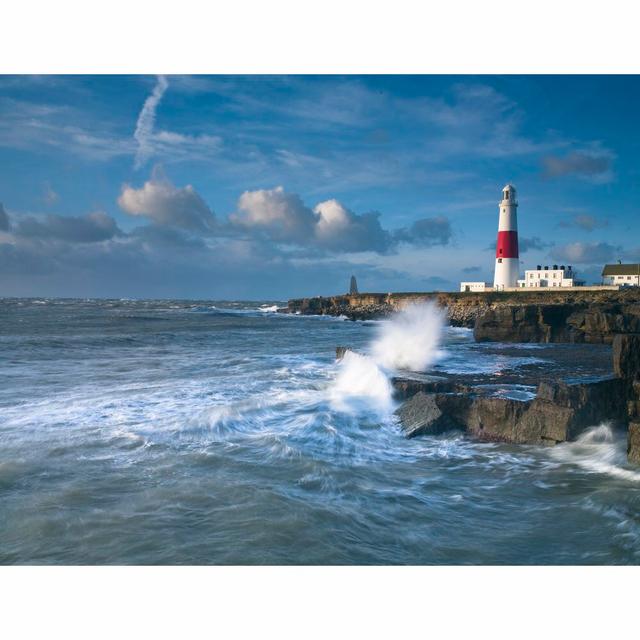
498,258,502,263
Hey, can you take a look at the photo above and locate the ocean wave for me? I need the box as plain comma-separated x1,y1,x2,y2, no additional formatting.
549,424,640,482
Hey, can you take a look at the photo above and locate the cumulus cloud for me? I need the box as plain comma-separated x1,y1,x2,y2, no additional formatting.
550,241,621,264
231,186,393,252
232,186,315,242
313,199,390,252
542,150,613,182
0,180,460,297
558,214,609,232
13,211,120,243
118,178,217,232
0,203,9,231
134,76,169,170
231,186,453,254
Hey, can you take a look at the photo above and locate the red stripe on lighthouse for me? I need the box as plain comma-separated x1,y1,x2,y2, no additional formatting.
496,230,519,258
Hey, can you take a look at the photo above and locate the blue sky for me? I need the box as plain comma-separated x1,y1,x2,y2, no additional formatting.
0,75,638,299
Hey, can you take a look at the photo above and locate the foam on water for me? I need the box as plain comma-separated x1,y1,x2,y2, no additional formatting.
371,302,446,371
327,303,445,414
329,350,394,414
550,424,640,482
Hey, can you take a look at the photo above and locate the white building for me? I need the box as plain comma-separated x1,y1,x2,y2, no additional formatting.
460,281,491,292
602,263,640,286
517,264,580,288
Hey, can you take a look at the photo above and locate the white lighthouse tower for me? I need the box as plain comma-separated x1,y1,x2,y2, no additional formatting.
493,184,520,290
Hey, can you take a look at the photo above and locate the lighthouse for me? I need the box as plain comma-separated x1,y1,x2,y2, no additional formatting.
493,184,519,290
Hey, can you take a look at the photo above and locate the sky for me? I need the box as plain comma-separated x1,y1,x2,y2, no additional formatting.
0,74,639,300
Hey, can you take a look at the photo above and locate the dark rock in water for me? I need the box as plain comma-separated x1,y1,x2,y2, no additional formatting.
392,377,472,399
523,378,627,443
613,334,640,380
628,422,640,464
335,346,351,361
395,392,466,437
464,396,531,443
393,377,628,445
536,378,628,435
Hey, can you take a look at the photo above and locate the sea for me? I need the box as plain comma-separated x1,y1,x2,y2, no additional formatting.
1,297,639,565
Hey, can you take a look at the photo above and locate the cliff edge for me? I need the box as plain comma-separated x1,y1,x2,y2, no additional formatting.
285,288,640,343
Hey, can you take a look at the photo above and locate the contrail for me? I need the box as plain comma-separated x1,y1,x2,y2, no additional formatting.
133,75,168,170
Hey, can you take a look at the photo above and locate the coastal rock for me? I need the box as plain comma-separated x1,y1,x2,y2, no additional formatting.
393,377,628,445
335,346,351,360
464,396,530,442
395,392,466,438
474,300,640,344
392,377,472,399
287,289,640,343
612,334,640,380
536,378,628,432
628,422,640,465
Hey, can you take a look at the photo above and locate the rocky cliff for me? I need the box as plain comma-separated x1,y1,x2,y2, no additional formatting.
286,288,640,343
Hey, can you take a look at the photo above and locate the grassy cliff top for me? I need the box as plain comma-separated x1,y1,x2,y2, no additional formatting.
289,288,640,306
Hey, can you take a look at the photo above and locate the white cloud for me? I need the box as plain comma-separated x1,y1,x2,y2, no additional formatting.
131,77,223,169
118,178,216,232
313,199,390,252
134,76,169,170
231,186,391,252
232,186,315,242
231,186,450,254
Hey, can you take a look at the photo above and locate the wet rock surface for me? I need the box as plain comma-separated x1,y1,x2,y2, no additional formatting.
628,422,640,465
394,377,628,445
393,336,636,449
395,392,467,438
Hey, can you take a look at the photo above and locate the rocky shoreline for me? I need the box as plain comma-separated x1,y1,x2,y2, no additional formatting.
286,288,640,343
309,288,640,461
336,332,640,464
